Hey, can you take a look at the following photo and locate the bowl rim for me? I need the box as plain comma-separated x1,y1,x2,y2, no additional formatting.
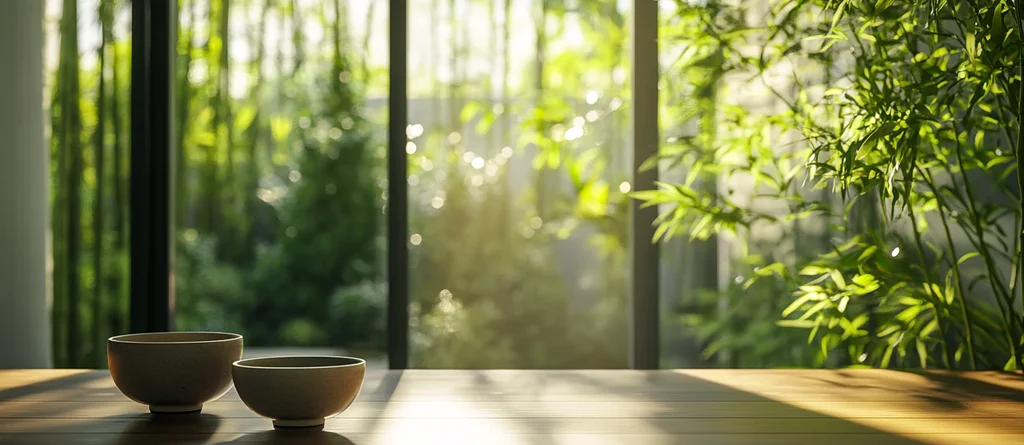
108,331,242,344
232,355,366,369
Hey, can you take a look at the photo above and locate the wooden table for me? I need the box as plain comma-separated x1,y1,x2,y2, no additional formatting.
1,369,1022,444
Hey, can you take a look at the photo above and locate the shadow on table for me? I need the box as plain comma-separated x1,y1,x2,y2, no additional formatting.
462,370,937,445
111,412,223,445
0,371,106,402
205,370,399,444
808,369,1024,408
214,430,356,445
903,370,1024,403
356,369,403,434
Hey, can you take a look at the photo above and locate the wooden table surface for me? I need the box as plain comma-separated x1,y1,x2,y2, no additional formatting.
1,369,1022,444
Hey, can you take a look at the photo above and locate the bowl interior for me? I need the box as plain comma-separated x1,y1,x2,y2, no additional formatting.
234,356,364,368
109,332,241,344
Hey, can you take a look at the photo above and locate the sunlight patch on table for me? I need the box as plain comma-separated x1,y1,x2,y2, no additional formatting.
369,377,520,445
673,369,1024,445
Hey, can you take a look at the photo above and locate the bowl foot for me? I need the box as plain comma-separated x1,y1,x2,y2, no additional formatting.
273,418,326,429
149,404,203,414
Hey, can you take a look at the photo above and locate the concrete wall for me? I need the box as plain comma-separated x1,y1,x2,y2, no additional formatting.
0,0,51,368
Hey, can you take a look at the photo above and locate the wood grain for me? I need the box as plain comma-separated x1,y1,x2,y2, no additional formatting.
4,433,1023,445
0,369,1021,445
3,399,1021,419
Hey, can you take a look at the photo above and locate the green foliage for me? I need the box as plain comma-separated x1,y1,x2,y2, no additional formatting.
680,250,823,368
173,2,386,351
645,0,1024,370
174,233,251,335
410,162,627,368
241,95,384,348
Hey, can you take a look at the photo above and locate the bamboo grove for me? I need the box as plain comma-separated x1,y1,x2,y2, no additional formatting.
49,0,130,368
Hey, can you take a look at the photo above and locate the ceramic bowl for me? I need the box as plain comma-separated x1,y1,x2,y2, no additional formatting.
107,331,243,413
232,356,366,429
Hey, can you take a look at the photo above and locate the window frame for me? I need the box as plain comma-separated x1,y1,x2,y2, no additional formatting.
129,0,174,333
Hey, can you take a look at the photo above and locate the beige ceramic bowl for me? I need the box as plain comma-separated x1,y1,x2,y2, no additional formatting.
107,332,243,413
232,356,366,429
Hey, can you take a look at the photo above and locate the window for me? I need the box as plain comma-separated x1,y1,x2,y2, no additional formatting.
162,0,647,369
406,0,632,368
172,0,389,365
37,0,1024,372
43,0,662,370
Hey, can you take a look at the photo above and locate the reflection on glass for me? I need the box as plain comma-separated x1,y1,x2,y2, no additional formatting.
172,0,388,363
656,0,813,368
407,0,631,368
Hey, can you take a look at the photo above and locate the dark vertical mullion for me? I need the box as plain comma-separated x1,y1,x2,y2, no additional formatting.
630,0,660,369
130,0,175,333
387,0,410,369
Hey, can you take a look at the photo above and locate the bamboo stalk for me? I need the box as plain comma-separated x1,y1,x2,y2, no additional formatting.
922,170,977,370
1011,0,1024,371
951,126,1020,369
61,0,83,367
905,191,953,368
110,0,128,335
175,0,195,233
241,0,270,263
92,0,110,368
220,0,236,259
50,0,70,367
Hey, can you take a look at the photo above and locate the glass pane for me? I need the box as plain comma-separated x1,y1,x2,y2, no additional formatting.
657,1,811,368
656,0,717,368
46,0,132,368
407,0,631,368
172,0,388,368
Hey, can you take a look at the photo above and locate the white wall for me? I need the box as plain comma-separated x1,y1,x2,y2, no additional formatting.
0,0,51,368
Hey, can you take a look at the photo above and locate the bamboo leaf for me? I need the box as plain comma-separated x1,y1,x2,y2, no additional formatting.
829,269,847,289
783,293,818,317
881,345,894,368
460,102,482,123
916,340,928,368
857,246,878,262
270,115,291,142
475,111,496,135
234,105,257,133
957,252,979,265
799,300,831,320
830,0,848,34
799,265,830,276
777,319,817,328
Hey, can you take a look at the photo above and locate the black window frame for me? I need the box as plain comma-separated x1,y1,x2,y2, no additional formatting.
129,0,174,334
